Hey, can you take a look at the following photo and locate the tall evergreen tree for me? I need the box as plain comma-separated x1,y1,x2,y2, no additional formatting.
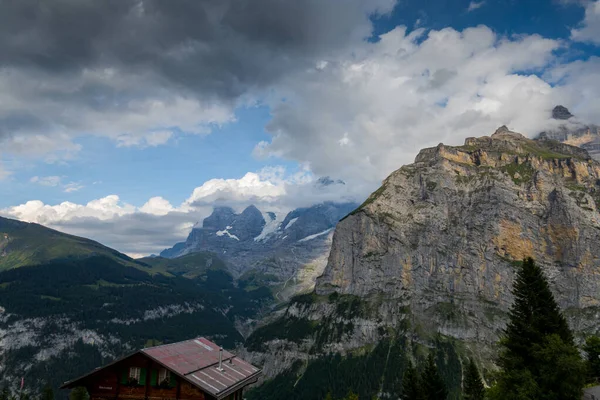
68,387,88,400
492,258,585,399
584,335,600,381
40,386,54,400
463,359,485,400
401,361,423,400
343,391,359,400
420,354,448,400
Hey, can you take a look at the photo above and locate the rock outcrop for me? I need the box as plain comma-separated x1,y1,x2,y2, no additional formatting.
245,127,600,386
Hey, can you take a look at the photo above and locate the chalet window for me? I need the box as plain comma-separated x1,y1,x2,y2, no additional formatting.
158,369,170,384
129,367,141,381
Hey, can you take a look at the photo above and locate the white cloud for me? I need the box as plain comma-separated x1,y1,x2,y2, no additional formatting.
29,175,85,193
467,1,486,11
30,176,61,187
0,67,235,159
184,172,287,207
544,56,600,125
259,26,563,185
140,197,175,216
1,167,361,256
571,0,600,44
63,182,85,193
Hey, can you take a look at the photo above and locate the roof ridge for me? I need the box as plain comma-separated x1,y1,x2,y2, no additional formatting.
141,336,215,352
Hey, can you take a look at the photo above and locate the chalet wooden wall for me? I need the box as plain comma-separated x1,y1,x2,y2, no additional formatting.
79,353,245,400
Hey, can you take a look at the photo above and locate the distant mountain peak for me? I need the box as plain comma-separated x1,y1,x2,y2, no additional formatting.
552,105,573,120
316,176,346,187
491,125,526,140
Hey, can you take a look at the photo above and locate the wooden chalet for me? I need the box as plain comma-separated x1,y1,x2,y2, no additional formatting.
61,337,261,400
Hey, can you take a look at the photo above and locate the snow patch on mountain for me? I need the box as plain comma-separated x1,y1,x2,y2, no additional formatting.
284,217,298,230
216,226,240,240
298,228,334,243
254,211,285,242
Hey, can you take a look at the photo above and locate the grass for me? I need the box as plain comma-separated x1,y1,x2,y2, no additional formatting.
522,143,584,161
84,279,141,290
40,295,61,301
457,144,478,152
0,216,138,271
137,252,226,277
500,162,535,185
348,183,388,216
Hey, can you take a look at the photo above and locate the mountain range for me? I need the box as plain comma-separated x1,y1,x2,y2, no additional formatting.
0,217,271,395
160,201,357,299
0,201,356,394
2,107,600,399
539,105,600,160
245,125,600,400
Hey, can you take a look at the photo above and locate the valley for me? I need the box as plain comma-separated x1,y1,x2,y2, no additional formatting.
2,124,600,399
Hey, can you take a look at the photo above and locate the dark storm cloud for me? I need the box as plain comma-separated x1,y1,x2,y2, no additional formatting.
0,0,395,151
0,0,393,100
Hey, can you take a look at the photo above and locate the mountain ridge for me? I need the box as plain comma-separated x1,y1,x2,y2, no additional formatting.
244,126,600,399
0,216,137,271
160,202,358,300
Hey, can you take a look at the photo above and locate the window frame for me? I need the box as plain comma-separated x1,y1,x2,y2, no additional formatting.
129,367,141,381
158,368,170,384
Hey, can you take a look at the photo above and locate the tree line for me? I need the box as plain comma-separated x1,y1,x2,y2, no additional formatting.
324,258,600,399
0,385,88,400
6,258,600,400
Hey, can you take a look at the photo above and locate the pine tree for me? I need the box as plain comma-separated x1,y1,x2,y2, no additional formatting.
492,258,585,399
41,386,54,400
68,387,88,400
0,386,9,400
401,361,423,400
463,359,484,400
584,335,600,381
343,391,359,400
420,354,447,400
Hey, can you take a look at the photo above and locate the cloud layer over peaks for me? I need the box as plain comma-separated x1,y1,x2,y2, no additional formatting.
1,168,359,256
257,26,573,184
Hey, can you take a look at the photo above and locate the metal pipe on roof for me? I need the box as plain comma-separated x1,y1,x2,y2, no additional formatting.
218,347,224,371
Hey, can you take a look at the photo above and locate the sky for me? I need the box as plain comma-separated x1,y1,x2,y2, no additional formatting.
1,0,599,257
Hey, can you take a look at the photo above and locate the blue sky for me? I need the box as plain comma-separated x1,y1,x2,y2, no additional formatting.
1,0,599,255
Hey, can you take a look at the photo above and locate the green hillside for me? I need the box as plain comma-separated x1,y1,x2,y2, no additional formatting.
0,216,138,271
0,255,273,395
137,252,227,278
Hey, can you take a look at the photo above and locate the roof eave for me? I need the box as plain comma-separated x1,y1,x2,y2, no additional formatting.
60,351,141,389
214,371,262,400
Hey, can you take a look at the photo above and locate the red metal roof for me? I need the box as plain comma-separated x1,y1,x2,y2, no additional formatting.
60,337,261,400
142,337,261,398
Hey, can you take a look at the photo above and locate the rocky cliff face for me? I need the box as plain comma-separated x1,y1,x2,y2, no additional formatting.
317,126,600,333
161,202,357,300
245,127,600,390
